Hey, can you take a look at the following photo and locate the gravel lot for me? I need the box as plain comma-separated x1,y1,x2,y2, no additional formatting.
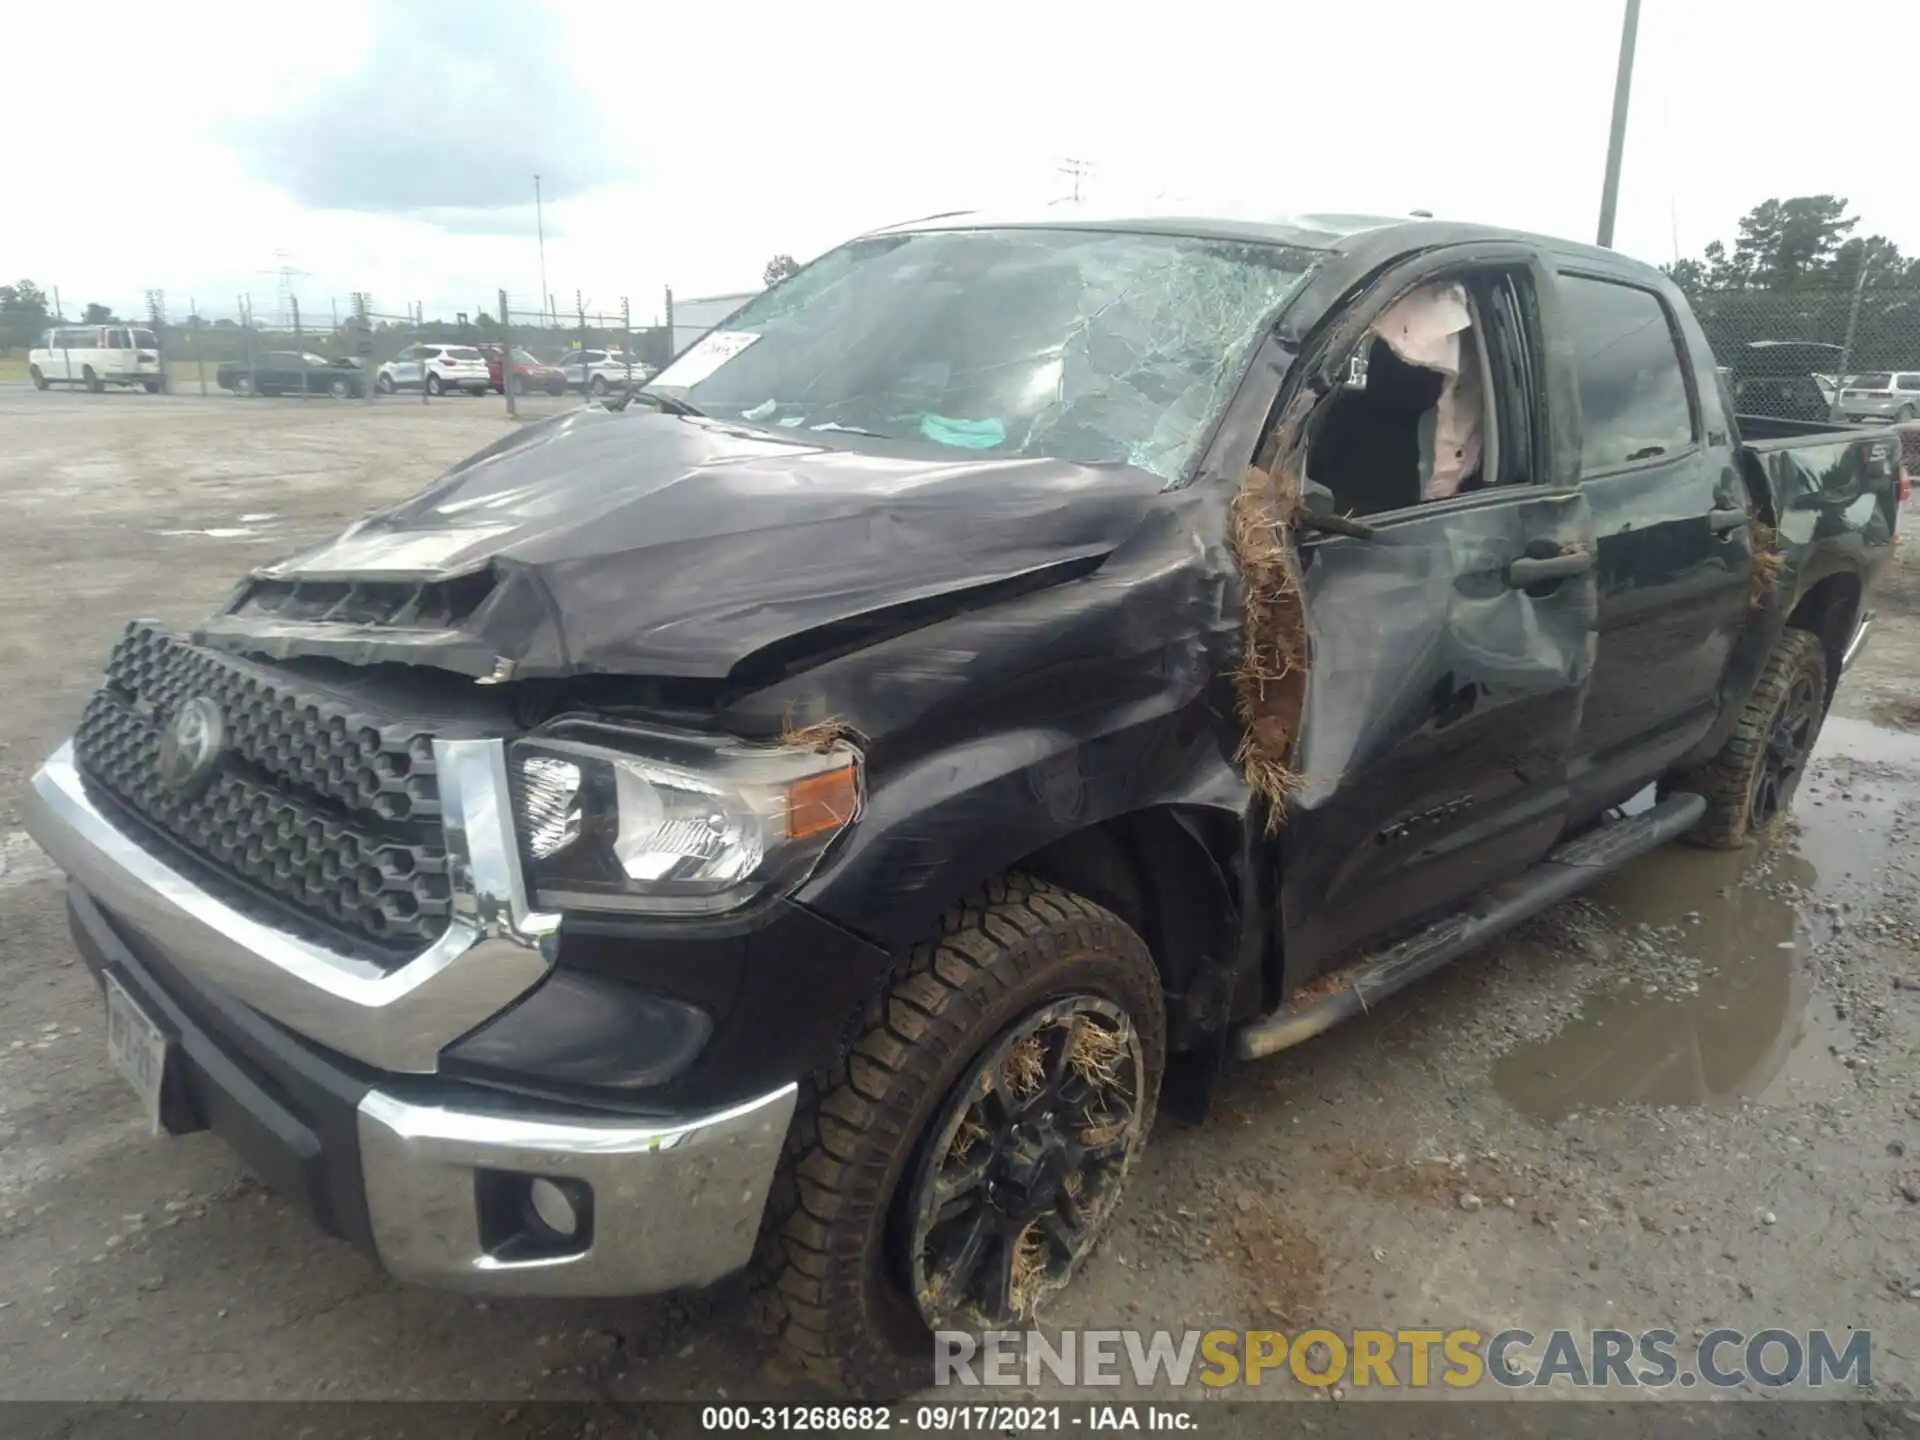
1,387,1917,1412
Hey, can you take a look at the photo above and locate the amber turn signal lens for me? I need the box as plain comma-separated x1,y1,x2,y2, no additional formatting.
787,764,860,840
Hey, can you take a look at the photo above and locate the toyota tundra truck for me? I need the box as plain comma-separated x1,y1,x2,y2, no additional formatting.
23,210,1905,1396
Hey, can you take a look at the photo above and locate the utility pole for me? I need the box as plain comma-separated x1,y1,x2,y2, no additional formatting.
1057,157,1092,205
1595,0,1642,249
534,173,550,328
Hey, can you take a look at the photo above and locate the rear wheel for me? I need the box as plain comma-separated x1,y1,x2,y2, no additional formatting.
233,374,253,396
1669,627,1828,850
30,366,48,391
1898,404,1916,424
763,876,1164,1397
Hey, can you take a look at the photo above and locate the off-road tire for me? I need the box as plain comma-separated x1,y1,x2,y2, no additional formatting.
762,875,1165,1397
1670,626,1828,850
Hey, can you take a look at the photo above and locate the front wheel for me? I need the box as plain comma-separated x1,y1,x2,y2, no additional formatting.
764,876,1165,1396
1669,626,1828,850
83,366,103,394
329,377,351,399
143,379,162,394
375,373,395,395
30,366,48,391
588,374,608,397
425,373,443,396
549,380,566,397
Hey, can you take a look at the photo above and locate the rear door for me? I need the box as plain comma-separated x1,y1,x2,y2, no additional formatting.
1551,270,1754,819
1279,262,1599,975
103,327,131,379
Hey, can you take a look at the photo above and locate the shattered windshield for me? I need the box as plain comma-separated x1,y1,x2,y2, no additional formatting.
648,228,1318,481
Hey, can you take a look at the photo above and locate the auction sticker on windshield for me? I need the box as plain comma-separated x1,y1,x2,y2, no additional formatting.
654,330,759,389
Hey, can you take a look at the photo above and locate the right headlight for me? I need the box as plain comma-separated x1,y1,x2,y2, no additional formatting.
507,722,862,916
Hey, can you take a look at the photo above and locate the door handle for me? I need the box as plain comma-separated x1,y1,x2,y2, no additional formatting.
1708,506,1749,532
1507,549,1594,586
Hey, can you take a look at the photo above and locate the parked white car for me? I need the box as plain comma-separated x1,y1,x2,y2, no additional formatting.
1839,371,1920,425
29,325,163,393
374,344,491,397
556,348,654,396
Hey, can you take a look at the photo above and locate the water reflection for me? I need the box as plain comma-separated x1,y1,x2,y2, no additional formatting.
1492,716,1919,1117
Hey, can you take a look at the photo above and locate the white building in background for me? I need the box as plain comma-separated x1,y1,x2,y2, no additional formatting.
670,291,759,358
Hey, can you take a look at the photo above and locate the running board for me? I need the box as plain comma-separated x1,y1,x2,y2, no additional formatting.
1232,791,1707,1062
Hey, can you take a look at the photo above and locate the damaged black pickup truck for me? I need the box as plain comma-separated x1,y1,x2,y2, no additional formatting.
24,210,1907,1394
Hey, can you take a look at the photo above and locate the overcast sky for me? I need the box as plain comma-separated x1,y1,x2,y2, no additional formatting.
12,0,1917,326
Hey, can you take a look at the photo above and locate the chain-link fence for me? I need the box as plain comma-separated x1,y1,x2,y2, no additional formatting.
1682,279,1920,462
9,284,682,419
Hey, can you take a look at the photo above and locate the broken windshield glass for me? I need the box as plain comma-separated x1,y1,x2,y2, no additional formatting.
649,228,1319,481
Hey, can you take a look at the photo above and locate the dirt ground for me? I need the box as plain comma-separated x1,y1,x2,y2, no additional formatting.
1,387,1917,1411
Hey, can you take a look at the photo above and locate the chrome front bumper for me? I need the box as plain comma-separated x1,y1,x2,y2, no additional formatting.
358,1083,796,1296
35,731,801,1298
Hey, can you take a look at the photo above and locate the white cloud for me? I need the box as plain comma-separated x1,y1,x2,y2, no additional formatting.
7,0,1916,323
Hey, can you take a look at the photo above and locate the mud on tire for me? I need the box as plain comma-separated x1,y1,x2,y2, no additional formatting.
761,875,1165,1397
1668,626,1828,850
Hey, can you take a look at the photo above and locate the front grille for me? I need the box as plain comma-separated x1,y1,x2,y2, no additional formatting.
72,623,457,953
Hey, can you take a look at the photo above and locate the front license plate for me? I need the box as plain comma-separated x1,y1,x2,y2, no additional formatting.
105,974,171,1135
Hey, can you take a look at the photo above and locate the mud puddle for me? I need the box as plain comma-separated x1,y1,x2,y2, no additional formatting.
1493,716,1920,1119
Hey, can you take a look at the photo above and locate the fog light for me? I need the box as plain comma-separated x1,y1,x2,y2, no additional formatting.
527,1176,581,1238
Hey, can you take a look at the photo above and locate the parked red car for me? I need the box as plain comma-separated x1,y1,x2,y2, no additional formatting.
479,345,568,396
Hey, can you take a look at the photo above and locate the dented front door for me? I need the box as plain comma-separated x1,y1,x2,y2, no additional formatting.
1279,487,1598,979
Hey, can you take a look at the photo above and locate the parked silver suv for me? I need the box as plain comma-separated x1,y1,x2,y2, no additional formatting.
1839,371,1920,424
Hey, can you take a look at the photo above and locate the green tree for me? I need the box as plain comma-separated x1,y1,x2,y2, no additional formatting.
1729,195,1855,289
82,302,117,324
763,254,800,287
0,279,55,352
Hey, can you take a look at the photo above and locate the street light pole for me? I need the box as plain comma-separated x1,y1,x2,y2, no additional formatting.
534,173,550,328
1595,0,1642,248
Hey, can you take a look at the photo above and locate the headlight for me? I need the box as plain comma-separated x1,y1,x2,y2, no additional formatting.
508,723,862,915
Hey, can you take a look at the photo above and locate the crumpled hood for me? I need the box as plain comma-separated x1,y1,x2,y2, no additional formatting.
235,408,1165,680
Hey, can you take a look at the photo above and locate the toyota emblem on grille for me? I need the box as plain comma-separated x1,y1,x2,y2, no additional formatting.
157,696,226,796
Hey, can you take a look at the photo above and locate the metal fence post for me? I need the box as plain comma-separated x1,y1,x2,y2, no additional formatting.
576,292,587,377
242,295,258,397
622,296,632,391
352,293,374,405
291,295,302,365
499,290,517,420
190,300,207,396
